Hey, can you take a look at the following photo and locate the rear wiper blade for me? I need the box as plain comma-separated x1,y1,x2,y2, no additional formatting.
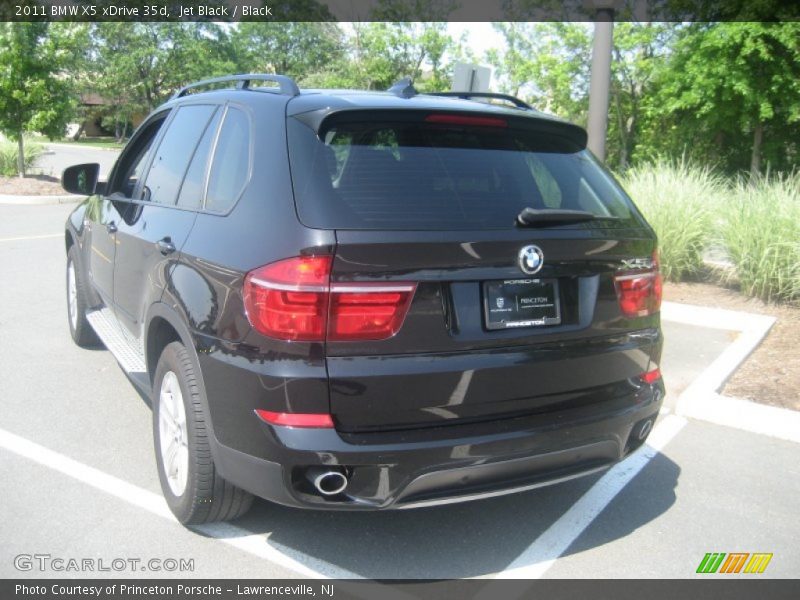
516,208,616,227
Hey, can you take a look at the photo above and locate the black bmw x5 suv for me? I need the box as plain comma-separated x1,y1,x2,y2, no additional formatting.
63,74,664,524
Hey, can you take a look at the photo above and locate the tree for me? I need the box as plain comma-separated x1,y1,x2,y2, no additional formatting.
487,22,676,170
299,22,454,92
367,0,458,91
651,22,800,177
0,23,78,177
606,23,674,169
356,22,453,91
487,23,591,121
90,22,236,140
231,22,344,82
300,0,456,91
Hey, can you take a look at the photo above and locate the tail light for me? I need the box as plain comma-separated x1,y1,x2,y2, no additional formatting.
329,283,416,341
641,368,662,384
243,256,417,342
614,250,663,318
243,256,331,341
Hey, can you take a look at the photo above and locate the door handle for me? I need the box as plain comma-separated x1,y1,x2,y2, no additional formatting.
156,237,176,256
106,221,117,234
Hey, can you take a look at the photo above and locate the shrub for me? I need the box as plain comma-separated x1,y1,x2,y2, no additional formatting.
620,159,723,281
721,173,800,304
0,141,43,177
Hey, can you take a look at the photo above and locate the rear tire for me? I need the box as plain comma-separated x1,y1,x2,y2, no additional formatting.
66,246,101,347
153,341,254,524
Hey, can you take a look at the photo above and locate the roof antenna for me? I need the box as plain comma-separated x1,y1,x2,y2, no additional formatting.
387,77,418,99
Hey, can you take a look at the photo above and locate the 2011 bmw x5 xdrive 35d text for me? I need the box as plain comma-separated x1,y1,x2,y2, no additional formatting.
62,74,664,524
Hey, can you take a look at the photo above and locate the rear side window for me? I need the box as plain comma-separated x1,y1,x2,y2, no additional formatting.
205,107,251,213
176,109,222,209
287,114,638,230
143,105,217,205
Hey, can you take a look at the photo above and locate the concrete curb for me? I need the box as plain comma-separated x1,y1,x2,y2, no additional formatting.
676,391,800,444
661,301,799,443
0,194,81,206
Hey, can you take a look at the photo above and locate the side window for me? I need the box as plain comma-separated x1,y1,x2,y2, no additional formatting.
205,107,251,213
143,105,217,205
176,109,222,210
110,117,166,198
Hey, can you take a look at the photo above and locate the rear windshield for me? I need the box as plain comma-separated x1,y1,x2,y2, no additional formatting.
287,115,639,230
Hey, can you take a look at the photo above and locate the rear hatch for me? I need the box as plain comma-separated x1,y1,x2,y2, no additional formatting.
287,106,660,432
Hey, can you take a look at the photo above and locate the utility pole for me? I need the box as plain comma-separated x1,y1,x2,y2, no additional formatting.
585,2,618,162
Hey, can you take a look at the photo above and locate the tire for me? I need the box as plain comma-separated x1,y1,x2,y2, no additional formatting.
152,341,254,524
66,245,101,347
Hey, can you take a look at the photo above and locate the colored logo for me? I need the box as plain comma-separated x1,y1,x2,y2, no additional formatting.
696,552,773,574
518,245,544,275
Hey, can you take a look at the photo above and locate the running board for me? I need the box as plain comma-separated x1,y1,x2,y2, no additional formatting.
86,308,147,374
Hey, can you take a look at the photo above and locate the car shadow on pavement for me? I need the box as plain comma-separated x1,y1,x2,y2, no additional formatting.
219,454,680,578
132,382,152,409
556,452,680,559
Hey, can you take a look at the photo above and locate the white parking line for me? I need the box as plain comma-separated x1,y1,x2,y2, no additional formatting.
492,414,687,580
0,427,360,580
0,233,62,242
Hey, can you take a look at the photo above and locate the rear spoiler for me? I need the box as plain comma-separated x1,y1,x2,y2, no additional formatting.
290,108,588,151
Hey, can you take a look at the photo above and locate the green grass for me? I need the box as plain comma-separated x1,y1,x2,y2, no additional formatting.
59,137,124,150
621,160,800,305
720,173,800,304
0,141,44,177
620,159,724,281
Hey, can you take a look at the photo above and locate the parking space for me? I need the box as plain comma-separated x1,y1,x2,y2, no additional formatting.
545,420,800,578
1,203,798,579
0,452,304,579
658,321,735,408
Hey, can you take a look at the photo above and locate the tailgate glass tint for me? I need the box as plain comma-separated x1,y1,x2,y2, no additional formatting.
287,113,638,230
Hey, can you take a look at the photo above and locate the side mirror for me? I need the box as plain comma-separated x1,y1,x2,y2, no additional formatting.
62,163,104,195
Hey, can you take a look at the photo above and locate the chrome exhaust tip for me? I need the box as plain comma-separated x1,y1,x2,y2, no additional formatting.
307,467,348,496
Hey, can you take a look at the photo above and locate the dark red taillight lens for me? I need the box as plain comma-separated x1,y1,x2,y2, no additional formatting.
329,284,417,341
614,250,663,318
243,256,416,342
243,256,332,341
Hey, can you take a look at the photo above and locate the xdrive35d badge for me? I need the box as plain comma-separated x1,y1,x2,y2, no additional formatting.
518,245,544,275
61,73,664,525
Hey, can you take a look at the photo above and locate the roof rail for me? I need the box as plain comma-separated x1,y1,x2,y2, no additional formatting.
387,77,418,99
428,91,532,110
172,74,300,99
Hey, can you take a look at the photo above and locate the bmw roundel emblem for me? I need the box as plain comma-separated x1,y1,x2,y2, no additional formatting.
518,245,544,275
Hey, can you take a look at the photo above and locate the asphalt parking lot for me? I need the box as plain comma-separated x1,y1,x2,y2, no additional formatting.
33,144,119,180
1,202,798,579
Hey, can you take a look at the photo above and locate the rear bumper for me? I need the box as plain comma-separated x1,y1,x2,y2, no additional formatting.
211,378,665,510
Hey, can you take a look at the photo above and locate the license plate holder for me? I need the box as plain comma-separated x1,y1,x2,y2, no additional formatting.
483,278,561,330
